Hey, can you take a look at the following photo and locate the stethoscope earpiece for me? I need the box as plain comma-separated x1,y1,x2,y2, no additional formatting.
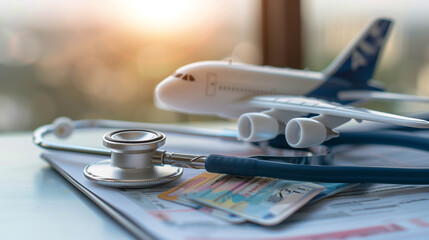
52,117,74,139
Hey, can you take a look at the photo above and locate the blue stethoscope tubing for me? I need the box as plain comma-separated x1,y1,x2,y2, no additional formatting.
34,117,429,184
204,131,429,184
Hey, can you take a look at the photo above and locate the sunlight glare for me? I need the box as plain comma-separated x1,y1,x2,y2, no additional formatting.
118,0,198,33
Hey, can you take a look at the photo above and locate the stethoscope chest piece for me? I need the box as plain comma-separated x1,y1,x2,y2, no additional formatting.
84,129,183,188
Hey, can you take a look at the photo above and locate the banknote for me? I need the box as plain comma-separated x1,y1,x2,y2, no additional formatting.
158,172,246,223
159,172,357,225
186,176,325,226
310,182,360,204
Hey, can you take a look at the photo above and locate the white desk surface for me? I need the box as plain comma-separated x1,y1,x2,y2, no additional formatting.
0,132,135,239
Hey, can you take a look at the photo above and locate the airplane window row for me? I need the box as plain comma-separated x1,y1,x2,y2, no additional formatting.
218,85,281,95
173,73,195,81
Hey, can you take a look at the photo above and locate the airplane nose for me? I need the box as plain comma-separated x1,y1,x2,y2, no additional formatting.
155,77,185,110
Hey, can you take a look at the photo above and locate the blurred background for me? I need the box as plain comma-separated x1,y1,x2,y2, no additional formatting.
1,0,429,132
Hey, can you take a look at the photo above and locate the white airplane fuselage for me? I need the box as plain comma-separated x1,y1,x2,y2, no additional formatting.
153,19,429,148
156,61,325,118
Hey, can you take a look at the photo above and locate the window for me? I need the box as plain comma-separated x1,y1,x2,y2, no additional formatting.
174,73,183,78
180,74,196,81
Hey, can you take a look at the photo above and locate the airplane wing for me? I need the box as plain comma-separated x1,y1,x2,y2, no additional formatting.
246,95,429,128
338,90,429,103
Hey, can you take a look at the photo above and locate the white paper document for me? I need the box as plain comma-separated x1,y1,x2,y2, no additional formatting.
41,131,429,240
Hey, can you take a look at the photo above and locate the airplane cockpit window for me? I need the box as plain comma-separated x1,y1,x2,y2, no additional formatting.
179,74,196,81
174,73,183,78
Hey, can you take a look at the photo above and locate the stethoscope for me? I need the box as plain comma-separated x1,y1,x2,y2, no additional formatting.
33,117,429,188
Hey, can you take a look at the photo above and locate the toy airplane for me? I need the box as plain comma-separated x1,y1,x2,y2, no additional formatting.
155,18,429,148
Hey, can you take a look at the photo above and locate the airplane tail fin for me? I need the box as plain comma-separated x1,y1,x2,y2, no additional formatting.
308,18,392,102
324,18,392,87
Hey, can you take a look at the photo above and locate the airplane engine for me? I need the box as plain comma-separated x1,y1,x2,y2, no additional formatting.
237,113,279,142
285,118,328,148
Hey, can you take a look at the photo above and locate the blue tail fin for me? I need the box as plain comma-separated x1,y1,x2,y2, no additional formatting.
308,18,392,102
